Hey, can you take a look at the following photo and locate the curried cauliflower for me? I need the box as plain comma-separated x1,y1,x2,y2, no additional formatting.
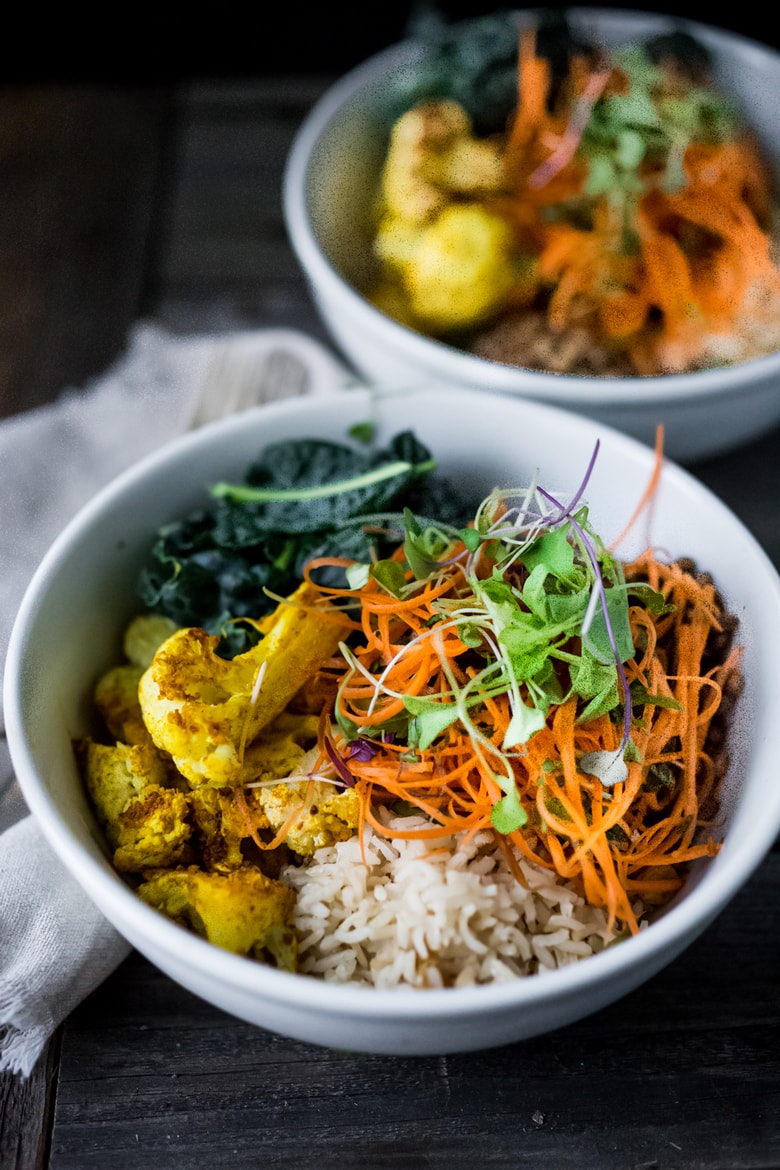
76,739,194,872
242,711,320,783
188,785,271,871
94,666,151,747
113,787,194,873
371,98,537,335
123,613,179,669
136,865,297,970
79,587,362,974
93,614,179,746
138,582,349,789
397,204,528,332
257,763,360,858
380,99,506,225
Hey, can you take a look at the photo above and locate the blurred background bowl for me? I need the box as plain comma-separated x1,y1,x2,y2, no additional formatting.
283,7,780,462
5,385,780,1055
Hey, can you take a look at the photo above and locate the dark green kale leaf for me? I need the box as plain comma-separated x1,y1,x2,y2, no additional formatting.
136,429,471,656
212,431,438,539
392,8,598,136
392,9,522,135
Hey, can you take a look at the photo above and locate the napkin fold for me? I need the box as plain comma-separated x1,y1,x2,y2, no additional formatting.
0,322,353,1076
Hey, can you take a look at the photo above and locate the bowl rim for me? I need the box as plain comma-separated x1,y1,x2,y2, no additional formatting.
282,7,780,406
5,384,780,1023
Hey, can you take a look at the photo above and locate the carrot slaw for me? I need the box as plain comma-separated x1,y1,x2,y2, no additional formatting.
282,438,743,936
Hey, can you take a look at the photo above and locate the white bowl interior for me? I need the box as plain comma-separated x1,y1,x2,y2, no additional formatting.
6,385,780,1054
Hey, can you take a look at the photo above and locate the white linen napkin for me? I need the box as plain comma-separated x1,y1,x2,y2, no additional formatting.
0,322,353,1076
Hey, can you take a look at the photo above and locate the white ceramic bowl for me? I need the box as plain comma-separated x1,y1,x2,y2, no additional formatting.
5,385,780,1055
283,8,780,463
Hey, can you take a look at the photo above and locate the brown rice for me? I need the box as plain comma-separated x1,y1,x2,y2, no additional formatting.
281,809,631,988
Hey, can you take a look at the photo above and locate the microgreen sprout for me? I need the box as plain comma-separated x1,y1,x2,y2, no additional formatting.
334,440,649,827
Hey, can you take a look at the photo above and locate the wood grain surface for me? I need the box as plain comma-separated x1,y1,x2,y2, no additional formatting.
1,75,778,1170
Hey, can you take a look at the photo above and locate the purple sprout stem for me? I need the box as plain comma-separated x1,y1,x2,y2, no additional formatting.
324,736,355,788
539,479,633,751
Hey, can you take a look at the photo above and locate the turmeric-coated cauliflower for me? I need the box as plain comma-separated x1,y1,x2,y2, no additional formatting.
113,787,194,873
187,785,270,871
94,666,151,746
186,713,322,869
399,204,527,331
242,711,320,784
371,98,536,334
76,739,194,872
136,865,297,970
123,613,179,669
380,99,506,225
93,614,179,746
256,757,360,858
138,582,349,789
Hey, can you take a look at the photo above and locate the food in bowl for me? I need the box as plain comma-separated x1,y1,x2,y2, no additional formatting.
365,10,780,377
73,422,743,989
8,385,779,1054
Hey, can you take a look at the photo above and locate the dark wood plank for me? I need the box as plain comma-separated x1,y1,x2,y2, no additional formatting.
0,86,171,419
151,78,336,342
0,1034,59,1170
48,853,780,1170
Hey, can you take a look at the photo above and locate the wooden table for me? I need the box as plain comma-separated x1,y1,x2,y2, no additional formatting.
1,76,778,1170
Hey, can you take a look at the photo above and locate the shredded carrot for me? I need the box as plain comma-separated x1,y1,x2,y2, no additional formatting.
609,423,665,552
303,520,740,936
464,26,780,374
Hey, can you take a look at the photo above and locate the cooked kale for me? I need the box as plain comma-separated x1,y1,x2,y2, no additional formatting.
137,429,472,657
392,7,598,134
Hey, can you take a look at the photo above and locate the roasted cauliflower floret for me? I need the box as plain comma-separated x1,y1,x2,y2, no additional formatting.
93,614,180,745
242,711,320,783
94,665,151,746
372,99,533,334
78,739,170,826
381,99,506,224
76,739,194,872
188,785,271,871
257,772,360,858
113,787,194,873
374,215,429,274
123,613,179,669
138,582,349,789
136,865,297,970
401,204,526,331
187,713,324,871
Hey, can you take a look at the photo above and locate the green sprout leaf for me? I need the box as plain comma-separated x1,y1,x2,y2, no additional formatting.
502,701,547,749
491,786,528,833
345,562,372,590
372,559,407,598
460,526,482,552
348,421,376,444
402,508,454,580
403,695,463,751
630,681,683,711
